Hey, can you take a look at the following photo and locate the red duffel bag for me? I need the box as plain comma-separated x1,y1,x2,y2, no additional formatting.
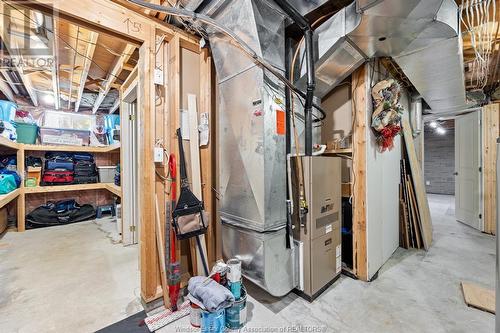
41,170,74,185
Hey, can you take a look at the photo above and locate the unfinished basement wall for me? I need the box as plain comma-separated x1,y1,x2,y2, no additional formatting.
424,127,455,195
365,61,402,279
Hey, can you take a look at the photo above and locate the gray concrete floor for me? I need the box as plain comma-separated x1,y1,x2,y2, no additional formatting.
161,194,495,333
0,219,141,333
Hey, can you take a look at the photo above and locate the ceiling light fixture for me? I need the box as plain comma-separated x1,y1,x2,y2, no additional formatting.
429,121,438,128
436,127,446,135
43,94,54,105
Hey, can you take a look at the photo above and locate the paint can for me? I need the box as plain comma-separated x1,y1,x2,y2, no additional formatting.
228,280,242,300
201,308,225,333
227,258,241,282
225,286,247,330
189,302,201,328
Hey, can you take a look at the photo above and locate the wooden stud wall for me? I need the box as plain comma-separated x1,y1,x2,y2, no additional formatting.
33,0,213,304
482,103,499,235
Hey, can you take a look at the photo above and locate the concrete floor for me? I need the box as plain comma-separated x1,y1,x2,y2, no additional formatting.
161,194,495,333
0,219,141,333
0,195,494,333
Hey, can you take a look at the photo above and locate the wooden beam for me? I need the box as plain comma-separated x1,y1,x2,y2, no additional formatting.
482,103,499,235
47,16,60,109
75,32,99,112
92,44,135,114
352,65,368,281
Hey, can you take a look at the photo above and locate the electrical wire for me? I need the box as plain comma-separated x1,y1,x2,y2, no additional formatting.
1,1,133,85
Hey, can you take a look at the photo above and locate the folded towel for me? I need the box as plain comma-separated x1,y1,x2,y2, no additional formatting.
188,276,235,312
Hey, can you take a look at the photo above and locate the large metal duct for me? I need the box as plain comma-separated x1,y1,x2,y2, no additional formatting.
207,0,296,296
299,0,468,113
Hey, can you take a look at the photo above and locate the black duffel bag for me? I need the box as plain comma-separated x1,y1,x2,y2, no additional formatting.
26,199,96,229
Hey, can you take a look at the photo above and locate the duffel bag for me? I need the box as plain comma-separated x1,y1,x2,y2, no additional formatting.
45,159,74,171
42,170,74,185
26,202,96,229
26,156,42,168
73,152,94,161
73,175,98,184
0,169,21,188
0,173,17,194
74,160,97,175
45,152,74,161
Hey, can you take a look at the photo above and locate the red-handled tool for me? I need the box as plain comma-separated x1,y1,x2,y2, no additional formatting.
168,154,181,311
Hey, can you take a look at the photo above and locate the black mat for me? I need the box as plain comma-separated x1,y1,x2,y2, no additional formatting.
95,311,150,333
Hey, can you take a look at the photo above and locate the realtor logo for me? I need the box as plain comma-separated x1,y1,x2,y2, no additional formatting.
0,1,57,69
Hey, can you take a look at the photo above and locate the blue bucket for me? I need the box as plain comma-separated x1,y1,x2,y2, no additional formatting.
201,308,225,333
225,286,247,330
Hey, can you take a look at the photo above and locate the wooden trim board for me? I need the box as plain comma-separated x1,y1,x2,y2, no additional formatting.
461,282,495,314
402,117,432,249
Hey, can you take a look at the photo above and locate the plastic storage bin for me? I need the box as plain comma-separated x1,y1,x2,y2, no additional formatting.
14,122,38,144
98,166,117,183
0,100,16,121
39,127,90,146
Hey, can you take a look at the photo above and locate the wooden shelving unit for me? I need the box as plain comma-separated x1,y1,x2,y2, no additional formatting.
0,139,122,232
22,143,120,152
24,183,119,194
0,137,20,150
0,189,20,209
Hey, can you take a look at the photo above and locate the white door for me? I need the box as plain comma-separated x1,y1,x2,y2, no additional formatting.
121,83,139,245
455,112,482,230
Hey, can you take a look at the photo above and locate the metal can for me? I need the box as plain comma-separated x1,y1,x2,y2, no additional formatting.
190,302,201,328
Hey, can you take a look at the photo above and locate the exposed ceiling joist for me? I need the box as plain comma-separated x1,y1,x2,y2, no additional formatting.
0,70,19,95
47,16,60,109
67,26,81,110
74,31,98,112
109,97,120,114
0,72,15,102
92,44,135,114
0,11,38,106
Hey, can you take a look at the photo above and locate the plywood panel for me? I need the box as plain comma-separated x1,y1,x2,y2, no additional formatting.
482,103,499,235
402,117,432,249
461,282,495,314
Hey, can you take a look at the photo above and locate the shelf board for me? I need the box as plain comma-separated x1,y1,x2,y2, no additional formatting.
24,183,108,194
21,143,120,153
23,183,122,197
0,189,20,208
324,148,353,155
105,183,122,197
0,136,20,150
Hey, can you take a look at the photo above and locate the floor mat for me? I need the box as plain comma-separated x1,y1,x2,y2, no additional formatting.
95,311,149,333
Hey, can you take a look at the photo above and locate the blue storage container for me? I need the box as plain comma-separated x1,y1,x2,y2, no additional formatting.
0,100,16,122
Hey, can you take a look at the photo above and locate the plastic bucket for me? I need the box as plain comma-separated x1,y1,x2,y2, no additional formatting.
201,308,225,333
225,286,247,330
13,122,38,144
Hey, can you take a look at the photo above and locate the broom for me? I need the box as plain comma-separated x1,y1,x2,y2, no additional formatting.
168,153,181,311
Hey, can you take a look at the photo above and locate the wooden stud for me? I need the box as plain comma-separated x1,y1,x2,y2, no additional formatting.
482,103,499,235
138,27,160,302
352,65,368,281
155,195,171,309
16,147,25,232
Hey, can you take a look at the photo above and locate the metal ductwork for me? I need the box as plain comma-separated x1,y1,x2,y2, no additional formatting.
205,0,296,297
299,0,468,113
